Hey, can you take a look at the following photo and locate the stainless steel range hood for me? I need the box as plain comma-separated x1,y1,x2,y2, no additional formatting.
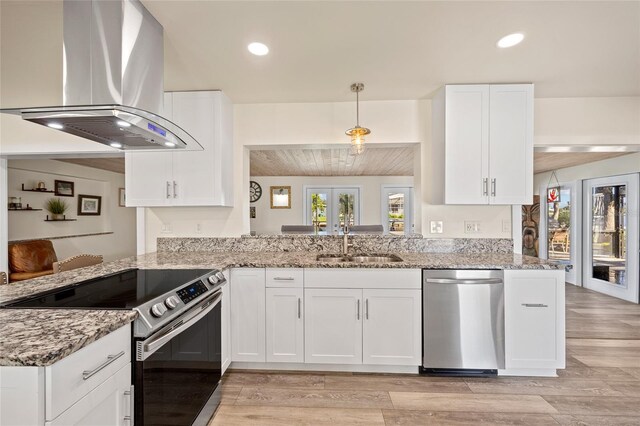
1,0,201,151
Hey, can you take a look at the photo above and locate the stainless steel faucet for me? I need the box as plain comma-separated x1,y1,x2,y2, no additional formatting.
342,224,353,256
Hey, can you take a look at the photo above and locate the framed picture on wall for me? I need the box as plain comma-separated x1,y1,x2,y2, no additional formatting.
119,188,126,207
78,194,102,216
54,180,74,197
270,186,291,209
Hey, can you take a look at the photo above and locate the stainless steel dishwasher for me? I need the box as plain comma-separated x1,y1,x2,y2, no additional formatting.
422,270,505,375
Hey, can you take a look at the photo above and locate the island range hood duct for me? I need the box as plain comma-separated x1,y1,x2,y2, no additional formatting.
1,0,200,150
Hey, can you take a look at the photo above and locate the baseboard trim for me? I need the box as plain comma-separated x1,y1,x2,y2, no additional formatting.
498,368,558,377
229,362,419,374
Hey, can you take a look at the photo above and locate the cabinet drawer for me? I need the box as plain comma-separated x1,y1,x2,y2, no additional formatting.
45,324,131,421
266,268,304,288
304,268,421,289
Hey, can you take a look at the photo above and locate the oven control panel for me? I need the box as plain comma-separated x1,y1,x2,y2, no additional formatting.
176,280,209,304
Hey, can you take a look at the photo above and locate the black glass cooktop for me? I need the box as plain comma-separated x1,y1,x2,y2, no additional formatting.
2,269,214,309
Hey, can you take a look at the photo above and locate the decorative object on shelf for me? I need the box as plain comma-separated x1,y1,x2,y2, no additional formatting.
21,183,54,193
78,194,102,215
119,188,126,207
54,180,75,197
546,170,561,203
8,196,22,210
270,186,291,209
45,198,69,220
250,206,256,218
250,180,262,203
345,82,371,155
37,181,47,191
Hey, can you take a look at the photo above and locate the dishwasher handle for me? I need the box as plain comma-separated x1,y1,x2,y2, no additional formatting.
425,278,503,285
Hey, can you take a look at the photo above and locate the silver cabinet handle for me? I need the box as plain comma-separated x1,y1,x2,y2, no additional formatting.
173,181,177,198
483,178,488,196
491,178,496,196
273,277,295,281
365,299,369,320
522,303,548,308
297,298,301,319
166,181,171,198
357,299,360,320
82,351,125,380
124,385,134,424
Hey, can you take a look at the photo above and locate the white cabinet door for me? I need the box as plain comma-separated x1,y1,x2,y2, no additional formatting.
444,85,490,205
504,270,565,370
304,288,362,364
171,91,220,206
46,363,132,426
230,268,266,362
221,275,231,375
266,287,304,363
125,151,173,206
489,84,533,205
362,289,421,366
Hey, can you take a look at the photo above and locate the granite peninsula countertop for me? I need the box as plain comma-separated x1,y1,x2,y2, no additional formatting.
0,309,137,366
0,250,563,366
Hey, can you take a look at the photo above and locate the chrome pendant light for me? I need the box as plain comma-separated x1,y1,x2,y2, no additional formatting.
345,83,371,155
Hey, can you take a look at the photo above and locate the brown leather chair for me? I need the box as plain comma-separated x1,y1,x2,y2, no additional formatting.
8,240,57,282
53,254,103,274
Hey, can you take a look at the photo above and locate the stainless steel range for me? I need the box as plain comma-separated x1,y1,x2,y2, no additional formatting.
4,268,226,425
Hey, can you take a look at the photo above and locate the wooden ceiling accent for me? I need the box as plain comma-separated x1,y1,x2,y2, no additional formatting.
250,147,415,176
534,152,633,174
56,158,125,174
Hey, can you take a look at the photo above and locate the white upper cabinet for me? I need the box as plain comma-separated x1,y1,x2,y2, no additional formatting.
431,84,533,205
125,91,234,207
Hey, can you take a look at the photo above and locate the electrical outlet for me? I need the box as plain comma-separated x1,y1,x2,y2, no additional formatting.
464,221,480,233
502,220,511,233
430,221,443,234
161,223,172,234
195,223,203,234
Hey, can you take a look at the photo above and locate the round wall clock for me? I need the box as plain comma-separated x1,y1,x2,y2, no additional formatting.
249,181,262,203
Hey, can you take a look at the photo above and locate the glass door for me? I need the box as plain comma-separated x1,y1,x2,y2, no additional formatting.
305,187,360,235
381,186,414,235
538,181,581,285
582,174,639,303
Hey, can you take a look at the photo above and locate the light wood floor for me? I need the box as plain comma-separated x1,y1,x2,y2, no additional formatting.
210,284,640,425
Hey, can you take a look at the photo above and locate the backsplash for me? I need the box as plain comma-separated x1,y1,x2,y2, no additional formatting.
157,235,513,254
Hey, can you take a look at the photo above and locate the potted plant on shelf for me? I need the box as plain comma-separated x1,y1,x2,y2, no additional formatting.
45,198,69,220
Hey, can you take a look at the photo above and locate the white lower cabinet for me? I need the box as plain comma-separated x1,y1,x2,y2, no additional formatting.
362,289,421,366
230,268,266,362
266,287,304,363
305,288,363,364
46,363,132,426
504,269,566,370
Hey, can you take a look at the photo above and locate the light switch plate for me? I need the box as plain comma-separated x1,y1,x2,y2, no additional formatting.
430,221,443,234
161,223,172,234
464,221,481,233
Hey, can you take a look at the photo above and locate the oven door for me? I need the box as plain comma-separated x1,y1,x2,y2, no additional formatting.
134,290,222,426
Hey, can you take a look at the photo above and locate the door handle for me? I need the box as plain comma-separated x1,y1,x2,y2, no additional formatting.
273,277,295,281
356,299,360,320
297,298,301,319
365,299,369,320
123,385,134,424
166,181,171,198
491,178,496,197
173,181,177,198
82,351,125,380
522,303,548,308
483,178,488,196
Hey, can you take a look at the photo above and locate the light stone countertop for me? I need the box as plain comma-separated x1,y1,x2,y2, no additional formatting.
0,250,563,366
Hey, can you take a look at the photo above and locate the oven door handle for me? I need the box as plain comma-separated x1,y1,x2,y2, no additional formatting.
138,292,222,361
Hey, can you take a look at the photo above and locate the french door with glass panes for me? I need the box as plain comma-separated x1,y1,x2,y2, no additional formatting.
305,187,360,235
538,181,581,285
381,186,414,236
582,174,639,303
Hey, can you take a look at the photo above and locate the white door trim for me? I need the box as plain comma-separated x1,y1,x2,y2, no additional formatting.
380,185,414,235
0,158,8,274
302,185,362,235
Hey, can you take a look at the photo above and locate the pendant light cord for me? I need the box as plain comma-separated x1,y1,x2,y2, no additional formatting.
356,90,360,127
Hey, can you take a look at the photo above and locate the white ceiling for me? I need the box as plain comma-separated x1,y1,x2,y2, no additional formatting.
141,0,640,103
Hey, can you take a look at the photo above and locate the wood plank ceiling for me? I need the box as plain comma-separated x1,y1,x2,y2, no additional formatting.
56,158,125,174
250,147,416,176
534,152,633,174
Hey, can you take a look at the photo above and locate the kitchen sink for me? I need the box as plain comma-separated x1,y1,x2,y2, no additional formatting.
315,254,403,263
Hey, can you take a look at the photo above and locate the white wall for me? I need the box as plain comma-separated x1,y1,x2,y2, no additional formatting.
249,176,414,235
534,152,640,192
7,160,136,262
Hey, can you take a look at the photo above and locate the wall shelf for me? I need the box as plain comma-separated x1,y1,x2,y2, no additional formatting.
8,208,43,211
21,184,54,193
44,219,77,222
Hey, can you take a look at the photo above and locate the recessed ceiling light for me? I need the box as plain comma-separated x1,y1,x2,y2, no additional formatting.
248,42,269,56
164,142,176,147
497,32,524,48
47,122,64,129
110,142,123,148
116,120,131,127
